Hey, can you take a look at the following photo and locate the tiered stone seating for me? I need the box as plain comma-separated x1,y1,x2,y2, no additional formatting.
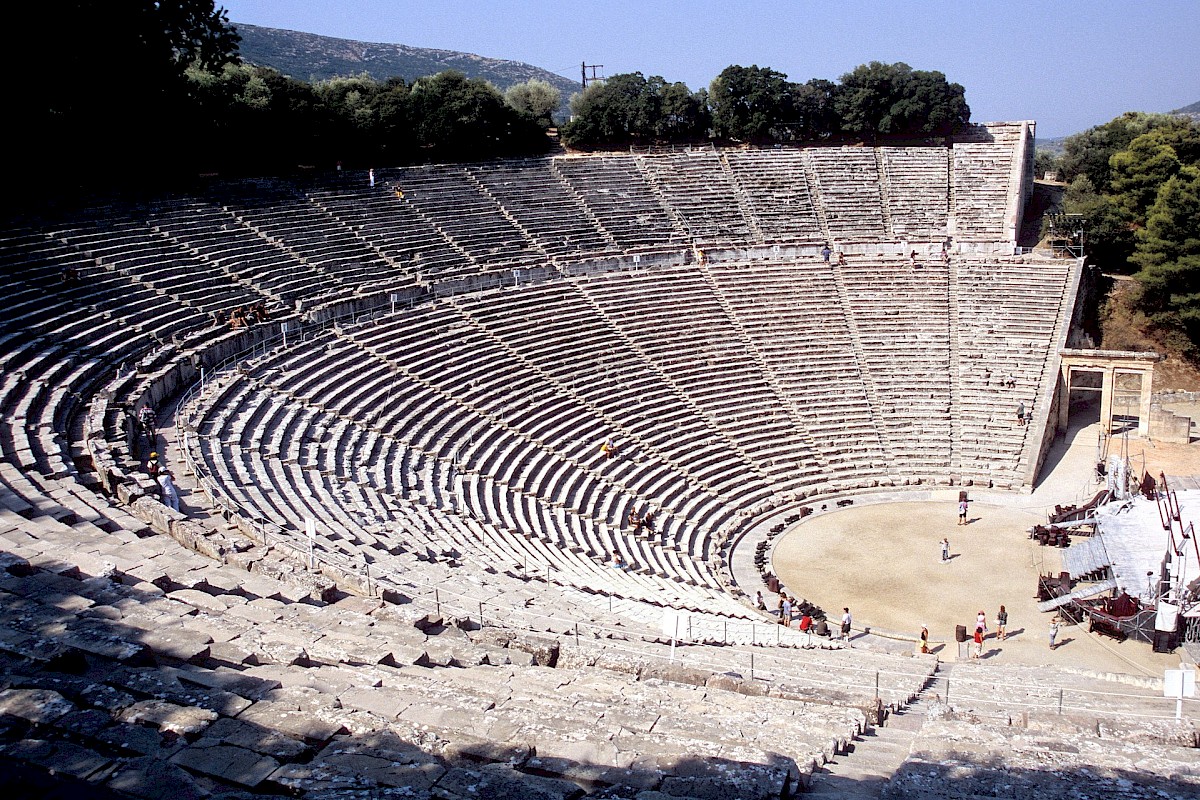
305,179,476,281
553,155,685,250
636,150,755,243
723,148,824,243
880,146,951,240
705,260,888,479
954,257,1072,485
214,182,408,293
0,126,1154,798
467,160,617,260
952,140,1016,241
888,662,1200,800
391,164,543,267
0,512,883,799
836,257,954,478
805,147,888,240
149,197,355,305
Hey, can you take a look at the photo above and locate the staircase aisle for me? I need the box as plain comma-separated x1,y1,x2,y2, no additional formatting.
804,665,948,799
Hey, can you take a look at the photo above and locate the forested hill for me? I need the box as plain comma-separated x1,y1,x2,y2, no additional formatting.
234,23,579,101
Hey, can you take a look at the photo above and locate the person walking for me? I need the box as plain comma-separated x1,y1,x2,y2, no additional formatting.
1049,616,1061,649
781,595,793,627
840,607,852,646
958,498,969,525
941,537,950,562
976,610,988,636
996,605,1008,640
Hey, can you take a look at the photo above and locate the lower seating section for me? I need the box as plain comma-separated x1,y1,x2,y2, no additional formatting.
0,512,905,799
954,257,1072,485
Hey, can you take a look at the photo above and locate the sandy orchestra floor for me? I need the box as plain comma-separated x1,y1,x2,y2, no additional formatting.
770,420,1199,676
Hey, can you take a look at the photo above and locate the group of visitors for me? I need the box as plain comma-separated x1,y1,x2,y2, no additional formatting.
627,508,655,535
144,449,181,512
223,302,271,330
967,605,1009,659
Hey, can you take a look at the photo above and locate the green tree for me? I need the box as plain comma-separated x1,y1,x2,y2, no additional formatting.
1130,166,1200,356
792,79,839,140
407,71,546,159
504,79,561,128
561,73,660,146
7,0,241,197
708,65,796,142
1058,112,1177,192
1109,121,1200,217
834,62,969,137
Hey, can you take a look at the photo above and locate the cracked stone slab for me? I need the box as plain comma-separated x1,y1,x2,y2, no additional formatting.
0,687,75,724
106,755,207,800
119,699,219,737
170,741,281,787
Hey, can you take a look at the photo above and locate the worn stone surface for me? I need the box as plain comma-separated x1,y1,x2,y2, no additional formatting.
169,741,280,787
106,755,206,800
0,688,75,724
119,699,219,737
434,763,584,800
1,737,112,780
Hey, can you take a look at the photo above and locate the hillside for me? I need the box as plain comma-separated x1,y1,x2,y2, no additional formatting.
233,23,579,111
1171,99,1200,115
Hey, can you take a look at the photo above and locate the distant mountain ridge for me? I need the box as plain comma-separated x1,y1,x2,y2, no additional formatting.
233,23,580,107
1171,100,1200,115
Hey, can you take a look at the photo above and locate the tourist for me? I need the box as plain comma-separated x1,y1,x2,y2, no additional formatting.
941,537,951,562
799,611,813,647
755,591,766,611
158,471,180,512
780,595,793,627
958,498,968,526
600,438,616,460
996,605,1008,640
628,508,641,533
840,607,852,645
611,550,627,570
145,451,160,480
976,610,988,635
836,251,846,266
918,625,930,654
1016,401,1026,426
1049,616,1061,649
972,626,983,658
821,244,831,263
369,168,375,188
813,617,830,638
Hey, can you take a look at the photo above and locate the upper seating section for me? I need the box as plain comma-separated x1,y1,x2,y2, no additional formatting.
723,149,823,244
635,150,755,244
553,156,685,251
389,164,544,268
805,147,888,240
880,147,951,240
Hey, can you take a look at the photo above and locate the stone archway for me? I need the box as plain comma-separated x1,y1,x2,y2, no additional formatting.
1056,349,1158,437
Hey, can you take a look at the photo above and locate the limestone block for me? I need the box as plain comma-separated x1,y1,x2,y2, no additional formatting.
170,741,280,788
119,699,219,737
139,626,213,664
0,688,75,724
166,588,229,615
237,700,348,744
197,716,310,761
1,737,112,781
106,755,206,800
433,763,584,800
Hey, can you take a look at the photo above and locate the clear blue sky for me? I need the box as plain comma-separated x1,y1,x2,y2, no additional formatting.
222,0,1199,140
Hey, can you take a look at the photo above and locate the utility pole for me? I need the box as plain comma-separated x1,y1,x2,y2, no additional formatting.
581,62,604,91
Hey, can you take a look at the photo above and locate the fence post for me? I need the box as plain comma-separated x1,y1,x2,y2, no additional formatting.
723,620,727,645
875,671,880,700
1058,688,1064,715
945,677,950,706
750,652,755,681
574,622,579,647
479,601,484,627
435,589,440,617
